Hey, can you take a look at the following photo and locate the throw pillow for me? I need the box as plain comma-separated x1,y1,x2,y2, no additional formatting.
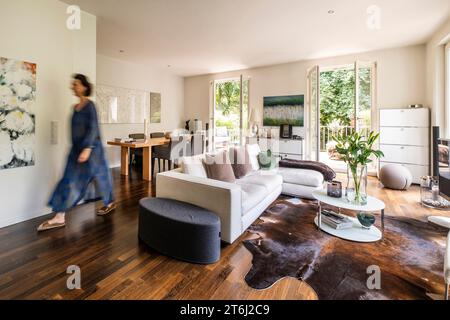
246,144,261,171
258,150,276,170
180,155,207,178
229,146,253,179
203,150,236,183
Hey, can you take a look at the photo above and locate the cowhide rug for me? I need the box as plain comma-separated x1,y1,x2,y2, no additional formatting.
243,199,448,300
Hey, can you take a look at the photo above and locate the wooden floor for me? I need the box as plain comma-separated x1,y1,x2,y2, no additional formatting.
0,169,447,300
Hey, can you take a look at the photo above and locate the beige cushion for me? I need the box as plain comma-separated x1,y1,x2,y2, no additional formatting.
229,146,253,179
379,164,413,190
246,144,261,171
277,167,324,188
180,155,207,178
237,173,283,192
203,151,236,183
240,183,268,214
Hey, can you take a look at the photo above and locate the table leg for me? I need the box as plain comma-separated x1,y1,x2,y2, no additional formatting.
121,147,129,176
143,146,151,181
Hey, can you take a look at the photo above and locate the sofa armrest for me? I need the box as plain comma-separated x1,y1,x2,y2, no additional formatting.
156,171,242,244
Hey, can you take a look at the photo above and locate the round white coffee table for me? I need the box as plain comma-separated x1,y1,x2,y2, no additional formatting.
312,189,386,243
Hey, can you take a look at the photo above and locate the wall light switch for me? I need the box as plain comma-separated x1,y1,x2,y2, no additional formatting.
50,121,59,145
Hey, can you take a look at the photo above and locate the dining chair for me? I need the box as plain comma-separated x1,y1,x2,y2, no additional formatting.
189,133,205,156
150,132,165,138
128,133,146,168
152,135,189,177
149,132,166,174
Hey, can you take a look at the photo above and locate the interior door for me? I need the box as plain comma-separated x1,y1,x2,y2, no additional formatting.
307,66,320,161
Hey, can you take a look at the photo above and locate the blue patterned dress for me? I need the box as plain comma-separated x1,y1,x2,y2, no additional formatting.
48,100,114,212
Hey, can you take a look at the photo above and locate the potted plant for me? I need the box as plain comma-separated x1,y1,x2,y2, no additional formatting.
332,131,384,205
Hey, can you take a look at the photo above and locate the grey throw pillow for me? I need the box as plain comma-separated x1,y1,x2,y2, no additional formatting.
203,151,236,183
230,146,253,179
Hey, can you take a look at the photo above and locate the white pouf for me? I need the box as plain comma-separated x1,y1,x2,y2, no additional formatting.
379,164,413,190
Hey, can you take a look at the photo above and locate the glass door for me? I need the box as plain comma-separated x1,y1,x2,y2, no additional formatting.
355,61,377,173
355,61,376,135
212,76,249,150
307,66,320,161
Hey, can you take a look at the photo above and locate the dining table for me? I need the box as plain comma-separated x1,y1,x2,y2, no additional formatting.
107,137,169,181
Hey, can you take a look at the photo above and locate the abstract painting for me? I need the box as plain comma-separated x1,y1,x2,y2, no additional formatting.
150,92,161,123
96,84,150,124
263,95,304,127
0,57,36,170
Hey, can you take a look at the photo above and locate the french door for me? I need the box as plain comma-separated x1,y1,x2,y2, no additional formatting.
306,62,377,172
306,66,320,161
210,75,249,151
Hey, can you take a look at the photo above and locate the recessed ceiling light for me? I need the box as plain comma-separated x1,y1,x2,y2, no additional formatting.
328,10,335,14
167,65,171,68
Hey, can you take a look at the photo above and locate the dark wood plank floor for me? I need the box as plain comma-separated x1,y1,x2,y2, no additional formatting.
0,168,315,300
0,169,447,300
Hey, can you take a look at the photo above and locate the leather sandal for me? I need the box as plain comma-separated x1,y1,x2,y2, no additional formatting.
97,202,117,216
37,220,66,232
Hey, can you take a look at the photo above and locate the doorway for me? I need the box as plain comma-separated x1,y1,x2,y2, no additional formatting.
211,76,249,150
307,62,377,173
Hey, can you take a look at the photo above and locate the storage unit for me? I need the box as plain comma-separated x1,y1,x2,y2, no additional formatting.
246,137,304,160
379,108,430,184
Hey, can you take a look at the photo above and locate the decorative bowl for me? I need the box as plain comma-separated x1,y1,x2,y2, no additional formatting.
357,212,376,229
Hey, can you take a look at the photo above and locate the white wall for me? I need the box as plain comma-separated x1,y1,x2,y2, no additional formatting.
0,0,97,228
96,55,185,167
184,45,427,138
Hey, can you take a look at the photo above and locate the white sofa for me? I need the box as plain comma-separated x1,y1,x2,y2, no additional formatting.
156,145,324,244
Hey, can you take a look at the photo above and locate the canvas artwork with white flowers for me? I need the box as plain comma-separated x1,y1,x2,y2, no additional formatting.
0,57,36,170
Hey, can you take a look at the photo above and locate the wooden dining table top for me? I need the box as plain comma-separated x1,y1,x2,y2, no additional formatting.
107,137,169,148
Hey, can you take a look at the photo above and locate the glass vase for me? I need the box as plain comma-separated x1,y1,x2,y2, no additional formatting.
346,164,368,205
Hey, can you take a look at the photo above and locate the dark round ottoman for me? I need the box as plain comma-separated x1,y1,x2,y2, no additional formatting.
138,198,221,264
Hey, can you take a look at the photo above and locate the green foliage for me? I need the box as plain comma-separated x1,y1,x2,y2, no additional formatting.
215,119,235,130
320,70,354,126
263,118,303,127
332,131,384,168
333,131,383,202
319,67,371,127
215,81,240,116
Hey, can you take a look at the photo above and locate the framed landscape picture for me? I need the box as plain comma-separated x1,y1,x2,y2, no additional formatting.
263,94,304,127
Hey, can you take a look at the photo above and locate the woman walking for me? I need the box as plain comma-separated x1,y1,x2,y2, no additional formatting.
38,74,116,231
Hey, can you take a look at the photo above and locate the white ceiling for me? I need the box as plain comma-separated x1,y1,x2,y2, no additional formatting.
63,0,450,77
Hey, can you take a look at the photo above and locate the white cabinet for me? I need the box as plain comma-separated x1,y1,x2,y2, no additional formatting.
379,108,429,127
379,127,429,146
379,108,430,184
379,145,429,166
248,137,304,160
